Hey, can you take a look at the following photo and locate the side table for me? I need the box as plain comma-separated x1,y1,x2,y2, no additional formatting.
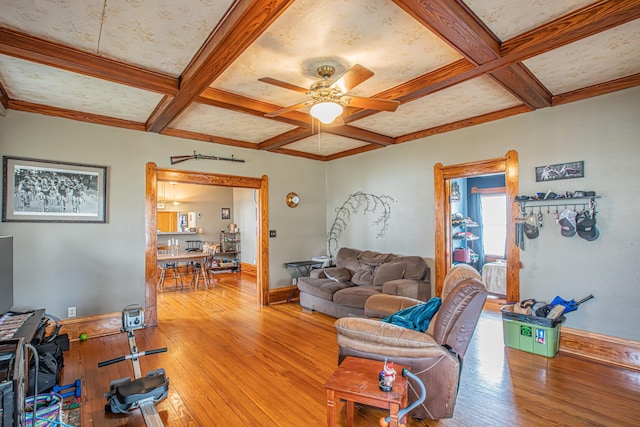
324,356,409,427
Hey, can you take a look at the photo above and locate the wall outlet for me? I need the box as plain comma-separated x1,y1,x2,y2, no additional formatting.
292,278,297,286
68,306,77,318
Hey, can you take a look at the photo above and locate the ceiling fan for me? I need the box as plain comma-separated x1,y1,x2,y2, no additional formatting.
258,64,400,124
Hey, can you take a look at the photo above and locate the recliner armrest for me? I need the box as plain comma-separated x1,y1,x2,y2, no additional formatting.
364,293,423,319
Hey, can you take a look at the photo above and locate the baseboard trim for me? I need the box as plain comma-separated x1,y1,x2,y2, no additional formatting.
60,312,121,341
560,327,640,372
269,285,298,304
240,262,257,276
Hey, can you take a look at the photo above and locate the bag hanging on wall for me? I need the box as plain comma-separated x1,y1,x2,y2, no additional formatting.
453,248,472,263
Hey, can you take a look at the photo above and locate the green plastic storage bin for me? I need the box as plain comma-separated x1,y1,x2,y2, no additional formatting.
501,306,562,357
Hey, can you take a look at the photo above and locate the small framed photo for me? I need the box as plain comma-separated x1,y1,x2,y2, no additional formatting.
221,208,230,220
535,161,584,182
3,156,107,223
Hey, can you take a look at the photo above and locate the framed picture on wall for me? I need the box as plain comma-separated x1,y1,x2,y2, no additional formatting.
221,207,230,219
535,161,584,182
2,156,108,223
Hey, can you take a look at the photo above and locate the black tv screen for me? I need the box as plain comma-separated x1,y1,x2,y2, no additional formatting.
0,236,13,314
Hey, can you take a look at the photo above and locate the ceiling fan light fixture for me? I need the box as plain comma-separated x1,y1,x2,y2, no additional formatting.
310,101,343,124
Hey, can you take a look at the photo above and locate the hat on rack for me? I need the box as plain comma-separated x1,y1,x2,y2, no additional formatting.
524,213,539,239
576,213,600,241
558,209,577,237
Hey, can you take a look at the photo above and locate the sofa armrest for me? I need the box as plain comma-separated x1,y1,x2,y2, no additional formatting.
364,293,423,319
309,268,326,279
382,279,430,300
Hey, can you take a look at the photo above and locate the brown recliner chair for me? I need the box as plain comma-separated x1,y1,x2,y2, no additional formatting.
334,264,487,420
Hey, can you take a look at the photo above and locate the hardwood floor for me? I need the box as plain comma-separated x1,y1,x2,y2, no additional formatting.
61,273,640,426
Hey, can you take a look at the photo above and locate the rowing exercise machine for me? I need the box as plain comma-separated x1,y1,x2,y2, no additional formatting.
98,304,169,427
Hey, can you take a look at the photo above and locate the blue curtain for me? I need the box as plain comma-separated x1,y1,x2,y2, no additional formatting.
468,191,485,271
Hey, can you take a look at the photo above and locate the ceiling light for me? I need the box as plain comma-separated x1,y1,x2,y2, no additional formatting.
310,101,343,124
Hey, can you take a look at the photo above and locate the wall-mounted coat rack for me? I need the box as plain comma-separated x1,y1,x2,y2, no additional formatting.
516,196,600,215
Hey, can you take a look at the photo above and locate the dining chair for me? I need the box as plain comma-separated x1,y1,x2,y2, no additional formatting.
157,245,183,291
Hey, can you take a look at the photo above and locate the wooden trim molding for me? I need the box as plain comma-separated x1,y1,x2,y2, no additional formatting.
268,285,298,304
434,151,519,302
144,163,270,327
59,312,121,342
240,262,257,276
560,327,640,372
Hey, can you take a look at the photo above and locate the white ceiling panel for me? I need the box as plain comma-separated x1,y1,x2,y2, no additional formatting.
285,133,370,157
523,19,640,94
0,0,637,160
0,54,163,122
99,0,236,76
0,0,105,52
463,0,595,41
353,76,522,137
212,0,462,107
170,104,297,144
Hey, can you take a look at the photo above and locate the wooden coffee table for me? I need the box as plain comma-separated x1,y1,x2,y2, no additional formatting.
324,356,409,427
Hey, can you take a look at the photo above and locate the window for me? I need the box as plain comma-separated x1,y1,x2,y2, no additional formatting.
480,194,507,257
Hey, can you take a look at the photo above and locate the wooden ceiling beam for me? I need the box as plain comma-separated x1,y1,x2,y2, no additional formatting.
199,88,395,146
161,128,257,149
146,0,295,133
396,105,531,144
258,127,313,151
552,72,640,106
501,0,640,58
0,28,178,95
393,0,551,109
9,100,146,131
490,64,552,109
198,87,312,127
392,0,500,65
0,83,8,113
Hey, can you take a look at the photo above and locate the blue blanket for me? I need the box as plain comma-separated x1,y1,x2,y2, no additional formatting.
381,298,442,332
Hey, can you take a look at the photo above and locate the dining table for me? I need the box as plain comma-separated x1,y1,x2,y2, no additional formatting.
156,250,212,289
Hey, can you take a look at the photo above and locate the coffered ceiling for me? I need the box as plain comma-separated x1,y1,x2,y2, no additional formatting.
0,1,638,161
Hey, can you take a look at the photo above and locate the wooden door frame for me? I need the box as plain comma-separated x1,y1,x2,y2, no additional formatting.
434,150,520,302
144,162,269,327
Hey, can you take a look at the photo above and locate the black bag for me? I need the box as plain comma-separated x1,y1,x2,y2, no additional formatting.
28,352,61,394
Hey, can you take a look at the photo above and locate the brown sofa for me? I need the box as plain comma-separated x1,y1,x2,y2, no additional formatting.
334,264,487,420
296,247,431,318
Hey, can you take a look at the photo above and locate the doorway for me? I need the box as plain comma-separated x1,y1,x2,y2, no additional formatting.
434,151,520,302
143,162,269,327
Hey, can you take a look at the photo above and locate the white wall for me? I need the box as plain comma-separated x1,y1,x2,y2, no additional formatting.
0,112,327,318
327,86,640,341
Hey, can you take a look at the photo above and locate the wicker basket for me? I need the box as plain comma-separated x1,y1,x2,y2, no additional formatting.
25,393,63,427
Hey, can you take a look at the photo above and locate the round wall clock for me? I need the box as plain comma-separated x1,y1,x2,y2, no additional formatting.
286,192,300,208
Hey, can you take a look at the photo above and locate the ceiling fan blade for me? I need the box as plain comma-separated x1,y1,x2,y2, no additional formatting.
346,96,400,112
331,64,374,93
258,77,309,94
264,100,313,118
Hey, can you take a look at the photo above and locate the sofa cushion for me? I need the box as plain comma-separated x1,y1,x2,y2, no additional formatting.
297,278,352,301
393,256,427,280
335,247,363,272
373,262,406,286
351,269,375,286
333,286,383,308
356,250,394,266
323,267,352,282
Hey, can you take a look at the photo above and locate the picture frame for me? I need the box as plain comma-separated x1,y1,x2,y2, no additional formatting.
3,156,108,223
221,208,230,220
535,161,584,182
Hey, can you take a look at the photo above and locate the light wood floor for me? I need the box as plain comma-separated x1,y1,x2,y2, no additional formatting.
61,273,640,426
